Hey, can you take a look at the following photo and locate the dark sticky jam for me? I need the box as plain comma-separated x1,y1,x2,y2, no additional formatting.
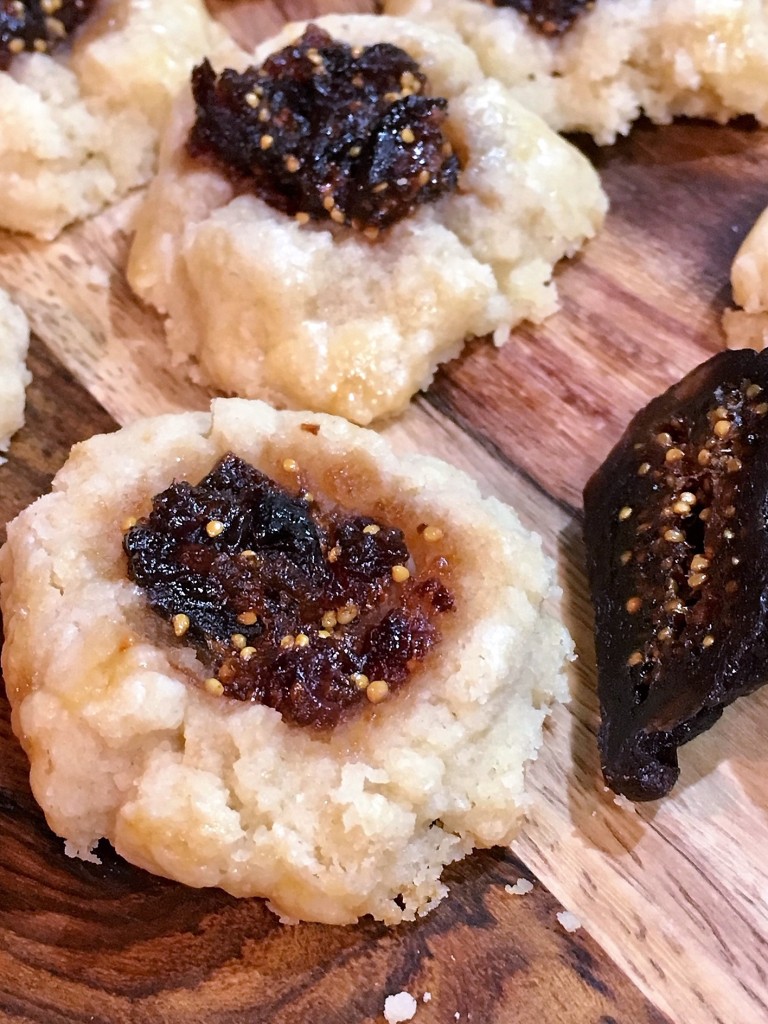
124,453,454,728
186,24,461,234
0,0,96,70
491,0,594,36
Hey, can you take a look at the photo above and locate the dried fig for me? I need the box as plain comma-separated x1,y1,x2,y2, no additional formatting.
584,349,768,800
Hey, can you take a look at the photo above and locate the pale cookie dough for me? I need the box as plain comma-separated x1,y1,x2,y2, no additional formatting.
0,398,571,925
724,206,768,350
127,14,607,425
0,290,31,462
0,0,240,239
385,0,768,144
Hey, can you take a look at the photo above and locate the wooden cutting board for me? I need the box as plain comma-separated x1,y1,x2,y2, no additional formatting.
1,3,768,1022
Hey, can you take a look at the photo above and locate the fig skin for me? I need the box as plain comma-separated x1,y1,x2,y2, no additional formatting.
584,349,768,800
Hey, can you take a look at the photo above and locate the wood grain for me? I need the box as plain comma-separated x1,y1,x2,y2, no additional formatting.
431,120,768,510
0,341,666,1024
1,2,768,1022
0,337,115,547
0,794,669,1024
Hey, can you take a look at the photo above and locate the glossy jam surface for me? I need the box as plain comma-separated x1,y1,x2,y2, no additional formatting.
124,453,454,727
187,24,460,233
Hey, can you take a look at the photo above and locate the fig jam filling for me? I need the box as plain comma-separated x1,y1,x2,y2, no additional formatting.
0,0,96,70
123,453,454,728
186,24,461,234
489,0,594,36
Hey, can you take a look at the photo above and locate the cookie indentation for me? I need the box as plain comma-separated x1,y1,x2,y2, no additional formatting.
124,452,454,727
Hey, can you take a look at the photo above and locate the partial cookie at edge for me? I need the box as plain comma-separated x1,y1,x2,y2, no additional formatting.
0,0,242,239
385,0,768,144
724,205,768,352
0,290,31,463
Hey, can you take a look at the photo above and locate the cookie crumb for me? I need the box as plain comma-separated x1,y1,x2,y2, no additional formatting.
278,913,299,925
384,992,417,1023
504,878,534,896
422,992,432,1003
63,839,102,865
85,265,110,289
556,910,582,932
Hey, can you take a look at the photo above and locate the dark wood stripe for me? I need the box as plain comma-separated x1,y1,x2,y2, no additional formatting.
0,334,116,545
420,390,581,519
